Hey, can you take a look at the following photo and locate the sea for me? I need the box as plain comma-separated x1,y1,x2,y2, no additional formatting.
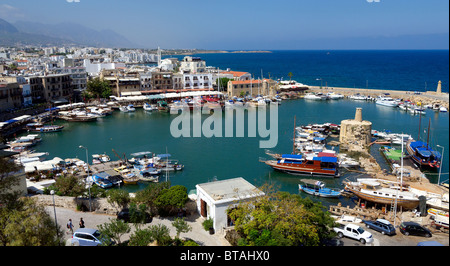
32,50,449,208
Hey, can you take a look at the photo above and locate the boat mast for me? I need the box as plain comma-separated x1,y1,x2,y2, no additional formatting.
292,115,296,154
394,134,404,227
417,114,421,141
426,118,431,148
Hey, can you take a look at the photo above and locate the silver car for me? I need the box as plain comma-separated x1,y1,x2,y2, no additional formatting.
71,228,109,246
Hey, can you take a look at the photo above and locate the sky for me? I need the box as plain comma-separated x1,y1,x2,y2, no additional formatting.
0,0,448,50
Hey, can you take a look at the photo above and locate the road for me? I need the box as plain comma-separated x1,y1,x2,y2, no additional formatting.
46,206,448,247
45,206,230,246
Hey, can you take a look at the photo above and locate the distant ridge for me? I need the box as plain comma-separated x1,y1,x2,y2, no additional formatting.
0,17,139,48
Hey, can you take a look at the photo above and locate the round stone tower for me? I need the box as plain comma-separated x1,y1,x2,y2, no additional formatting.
339,108,372,151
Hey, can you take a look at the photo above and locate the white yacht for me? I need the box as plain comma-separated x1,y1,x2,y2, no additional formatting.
375,96,399,107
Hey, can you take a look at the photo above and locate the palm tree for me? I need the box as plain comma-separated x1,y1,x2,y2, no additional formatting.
288,72,293,81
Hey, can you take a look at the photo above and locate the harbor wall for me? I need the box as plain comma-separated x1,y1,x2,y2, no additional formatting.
308,86,449,109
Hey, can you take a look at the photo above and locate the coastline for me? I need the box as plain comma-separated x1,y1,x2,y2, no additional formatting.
308,85,449,108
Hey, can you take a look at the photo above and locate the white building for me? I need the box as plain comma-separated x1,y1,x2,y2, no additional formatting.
183,73,213,90
195,177,264,232
83,59,125,76
180,56,206,73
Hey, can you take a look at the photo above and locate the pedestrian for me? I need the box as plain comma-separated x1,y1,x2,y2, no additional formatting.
79,218,85,228
67,219,74,234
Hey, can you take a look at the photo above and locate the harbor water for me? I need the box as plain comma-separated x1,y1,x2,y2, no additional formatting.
32,50,449,207
33,99,449,207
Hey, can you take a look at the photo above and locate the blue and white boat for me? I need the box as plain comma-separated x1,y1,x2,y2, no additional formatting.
87,174,113,189
298,179,342,198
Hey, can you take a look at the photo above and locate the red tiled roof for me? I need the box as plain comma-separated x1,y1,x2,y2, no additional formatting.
221,71,250,77
229,80,262,85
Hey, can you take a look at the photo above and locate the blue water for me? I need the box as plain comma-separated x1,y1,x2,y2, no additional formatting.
168,50,449,93
31,50,449,207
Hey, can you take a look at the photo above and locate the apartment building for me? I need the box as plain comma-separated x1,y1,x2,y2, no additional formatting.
227,79,276,98
183,73,213,90
180,56,206,73
0,81,22,112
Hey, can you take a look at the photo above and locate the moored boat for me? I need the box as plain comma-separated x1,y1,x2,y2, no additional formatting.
406,140,441,170
298,179,342,198
26,123,64,133
264,154,340,177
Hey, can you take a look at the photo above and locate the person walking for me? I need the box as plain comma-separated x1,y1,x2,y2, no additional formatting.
79,218,85,228
67,219,74,234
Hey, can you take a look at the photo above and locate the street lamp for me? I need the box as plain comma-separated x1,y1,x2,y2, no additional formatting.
79,145,92,212
437,145,445,185
50,190,58,237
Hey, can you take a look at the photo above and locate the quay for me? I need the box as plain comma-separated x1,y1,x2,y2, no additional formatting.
308,85,449,109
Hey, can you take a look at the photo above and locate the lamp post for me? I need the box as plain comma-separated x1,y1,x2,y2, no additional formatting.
50,190,58,237
79,145,92,212
437,145,444,185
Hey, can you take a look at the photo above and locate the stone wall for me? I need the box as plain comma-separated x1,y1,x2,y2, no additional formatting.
339,119,372,152
32,194,119,215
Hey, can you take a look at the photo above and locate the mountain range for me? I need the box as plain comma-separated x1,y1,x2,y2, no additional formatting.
0,17,139,48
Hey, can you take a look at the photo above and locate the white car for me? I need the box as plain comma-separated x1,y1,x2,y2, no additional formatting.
71,228,111,246
334,223,374,244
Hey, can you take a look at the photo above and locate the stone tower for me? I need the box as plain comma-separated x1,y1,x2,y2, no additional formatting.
437,80,442,94
339,108,372,152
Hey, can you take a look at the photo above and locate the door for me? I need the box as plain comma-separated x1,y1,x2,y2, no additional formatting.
200,199,207,217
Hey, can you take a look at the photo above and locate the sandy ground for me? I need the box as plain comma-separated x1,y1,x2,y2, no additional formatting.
45,206,231,246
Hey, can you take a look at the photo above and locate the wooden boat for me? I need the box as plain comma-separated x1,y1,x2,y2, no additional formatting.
264,154,340,177
344,178,420,210
406,140,441,170
298,179,342,198
26,123,64,132
122,173,139,185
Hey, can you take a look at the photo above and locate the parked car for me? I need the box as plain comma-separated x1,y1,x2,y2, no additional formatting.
363,219,396,236
399,222,432,238
117,209,152,223
333,223,374,244
71,228,112,246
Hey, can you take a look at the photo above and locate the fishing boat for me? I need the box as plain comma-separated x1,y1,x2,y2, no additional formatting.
26,123,64,133
264,154,340,177
157,100,170,112
406,140,441,169
58,111,98,122
88,175,113,189
344,178,420,209
224,100,235,108
406,118,441,170
440,107,448,112
143,103,153,111
122,173,139,185
298,179,342,198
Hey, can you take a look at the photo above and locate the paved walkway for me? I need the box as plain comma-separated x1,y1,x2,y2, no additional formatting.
45,206,230,246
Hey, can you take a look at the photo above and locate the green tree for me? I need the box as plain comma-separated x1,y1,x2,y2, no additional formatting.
106,189,130,212
51,175,85,197
155,185,188,215
0,157,21,208
217,77,233,90
87,77,112,99
97,218,130,245
0,197,64,246
133,181,170,215
172,217,192,239
228,189,335,246
288,72,293,81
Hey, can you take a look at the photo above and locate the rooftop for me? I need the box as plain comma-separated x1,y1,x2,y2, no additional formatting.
196,177,264,203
